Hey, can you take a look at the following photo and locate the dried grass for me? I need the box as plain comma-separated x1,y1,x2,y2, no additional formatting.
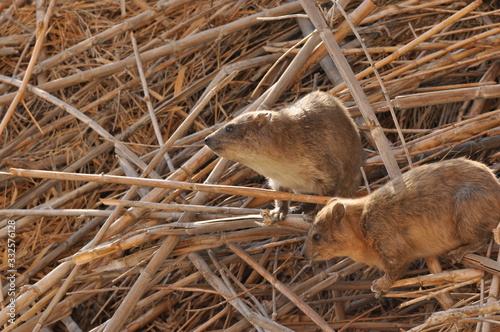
0,0,499,331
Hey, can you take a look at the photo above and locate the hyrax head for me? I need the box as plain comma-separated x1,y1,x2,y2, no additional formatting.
204,111,273,161
302,199,350,261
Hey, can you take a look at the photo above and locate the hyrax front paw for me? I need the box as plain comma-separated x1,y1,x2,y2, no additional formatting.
259,208,285,226
371,278,391,298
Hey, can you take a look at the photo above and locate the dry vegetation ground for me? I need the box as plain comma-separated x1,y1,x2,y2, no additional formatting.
0,0,499,331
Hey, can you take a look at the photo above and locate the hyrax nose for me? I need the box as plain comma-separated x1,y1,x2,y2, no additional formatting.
300,243,308,258
204,137,210,144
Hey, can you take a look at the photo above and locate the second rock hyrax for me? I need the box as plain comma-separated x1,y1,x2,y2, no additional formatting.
205,91,365,222
303,158,500,297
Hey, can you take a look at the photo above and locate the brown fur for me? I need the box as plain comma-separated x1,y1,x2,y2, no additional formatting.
205,91,365,221
303,158,500,297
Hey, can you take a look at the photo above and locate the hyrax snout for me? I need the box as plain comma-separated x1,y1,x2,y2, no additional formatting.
205,91,365,223
303,158,500,297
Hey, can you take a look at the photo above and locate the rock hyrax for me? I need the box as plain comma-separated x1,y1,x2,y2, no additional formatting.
205,91,365,222
303,158,500,297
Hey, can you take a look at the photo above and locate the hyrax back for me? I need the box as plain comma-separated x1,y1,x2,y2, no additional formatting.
205,91,365,221
303,158,500,297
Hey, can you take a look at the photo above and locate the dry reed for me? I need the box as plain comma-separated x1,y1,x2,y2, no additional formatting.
0,0,499,331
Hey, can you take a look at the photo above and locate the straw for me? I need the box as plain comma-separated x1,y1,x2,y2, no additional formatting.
1,0,499,330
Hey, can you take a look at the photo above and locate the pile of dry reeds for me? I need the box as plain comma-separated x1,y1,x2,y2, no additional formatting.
0,0,499,331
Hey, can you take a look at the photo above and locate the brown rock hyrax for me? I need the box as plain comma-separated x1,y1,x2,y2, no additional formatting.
205,91,365,222
303,158,500,297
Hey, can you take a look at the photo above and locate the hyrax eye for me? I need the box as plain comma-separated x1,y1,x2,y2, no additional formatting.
312,233,321,243
225,125,234,133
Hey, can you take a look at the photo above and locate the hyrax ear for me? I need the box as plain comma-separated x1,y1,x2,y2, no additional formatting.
254,111,272,127
330,202,345,223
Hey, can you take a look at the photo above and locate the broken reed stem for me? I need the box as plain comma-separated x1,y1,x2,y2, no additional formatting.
7,168,332,204
390,269,484,291
408,301,500,332
398,278,481,309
